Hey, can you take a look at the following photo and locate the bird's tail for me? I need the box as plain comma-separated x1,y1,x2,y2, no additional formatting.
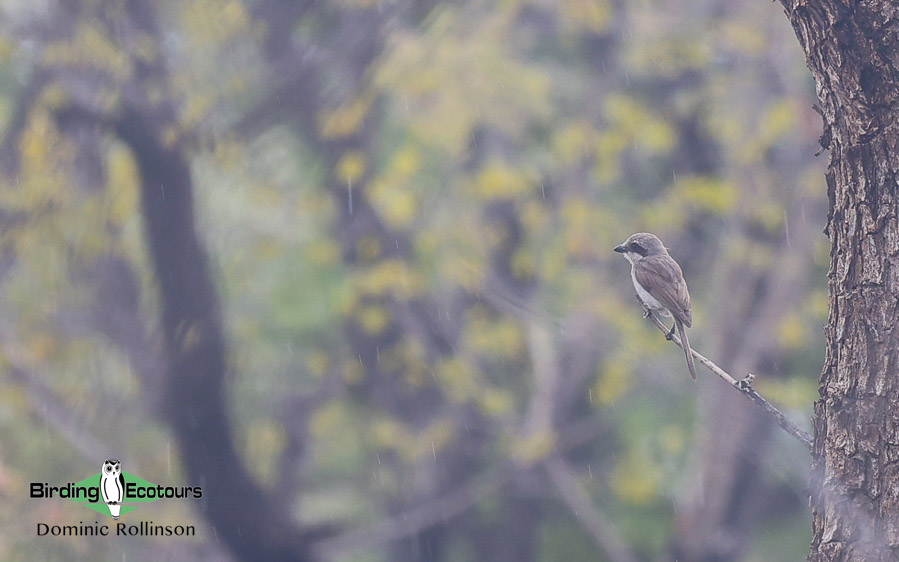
677,320,697,381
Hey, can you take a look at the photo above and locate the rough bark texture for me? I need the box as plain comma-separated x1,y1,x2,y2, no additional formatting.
777,1,899,560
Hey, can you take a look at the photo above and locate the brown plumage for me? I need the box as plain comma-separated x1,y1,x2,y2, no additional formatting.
633,256,692,328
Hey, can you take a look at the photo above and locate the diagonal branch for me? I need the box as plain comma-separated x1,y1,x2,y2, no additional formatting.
545,457,639,562
317,413,609,557
317,463,511,557
642,303,813,449
6,363,111,461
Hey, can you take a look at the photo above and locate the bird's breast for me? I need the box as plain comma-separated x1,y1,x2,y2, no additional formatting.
631,267,669,315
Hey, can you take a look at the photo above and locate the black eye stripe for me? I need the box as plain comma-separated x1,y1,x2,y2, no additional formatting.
629,242,648,256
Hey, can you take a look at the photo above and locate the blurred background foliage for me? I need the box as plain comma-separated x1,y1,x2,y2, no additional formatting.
0,0,826,560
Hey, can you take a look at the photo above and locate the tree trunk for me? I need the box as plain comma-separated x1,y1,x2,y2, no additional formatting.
105,2,316,559
778,1,899,560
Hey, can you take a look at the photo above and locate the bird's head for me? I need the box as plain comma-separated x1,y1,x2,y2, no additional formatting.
614,232,667,263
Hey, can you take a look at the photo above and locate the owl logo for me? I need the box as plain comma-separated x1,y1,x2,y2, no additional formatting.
99,460,125,520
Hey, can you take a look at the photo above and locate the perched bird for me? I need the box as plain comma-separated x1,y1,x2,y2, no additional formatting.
614,232,696,380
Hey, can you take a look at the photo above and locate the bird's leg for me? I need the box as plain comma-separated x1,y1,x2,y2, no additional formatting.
635,296,652,319
665,322,676,341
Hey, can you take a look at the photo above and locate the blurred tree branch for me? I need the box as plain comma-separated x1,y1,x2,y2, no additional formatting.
318,411,609,558
545,458,638,562
115,96,314,560
0,71,49,178
97,1,317,559
244,2,501,558
318,463,511,557
5,359,110,460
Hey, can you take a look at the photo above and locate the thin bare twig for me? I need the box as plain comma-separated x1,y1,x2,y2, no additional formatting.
545,458,639,562
642,305,813,449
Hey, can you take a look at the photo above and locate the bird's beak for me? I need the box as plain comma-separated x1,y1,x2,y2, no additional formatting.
613,244,626,253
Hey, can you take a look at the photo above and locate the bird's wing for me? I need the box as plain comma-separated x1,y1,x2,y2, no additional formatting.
634,255,692,327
